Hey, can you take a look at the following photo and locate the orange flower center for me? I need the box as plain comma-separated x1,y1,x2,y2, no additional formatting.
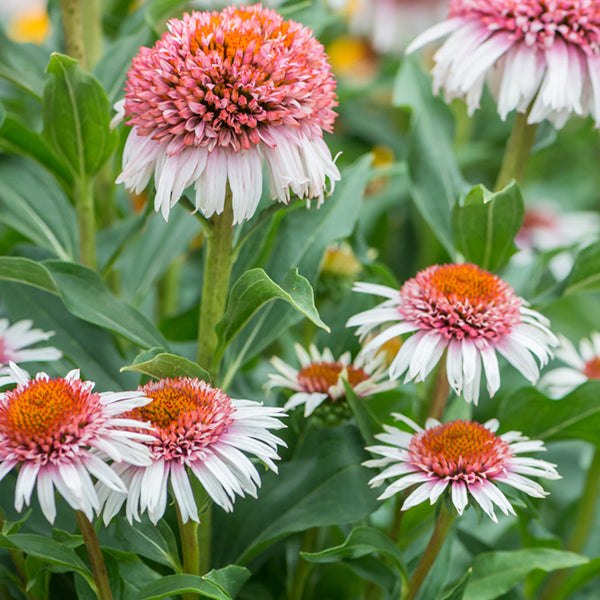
0,379,93,439
409,420,511,479
297,362,369,395
430,263,505,305
190,8,292,60
130,379,234,460
583,356,600,380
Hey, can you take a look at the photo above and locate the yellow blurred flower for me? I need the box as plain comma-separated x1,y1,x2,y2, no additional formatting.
320,243,362,279
326,35,378,84
7,5,50,45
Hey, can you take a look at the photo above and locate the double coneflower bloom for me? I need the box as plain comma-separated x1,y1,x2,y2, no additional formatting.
115,4,340,223
407,0,600,127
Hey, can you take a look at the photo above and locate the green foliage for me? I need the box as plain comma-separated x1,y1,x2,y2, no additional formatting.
43,54,117,178
452,182,524,271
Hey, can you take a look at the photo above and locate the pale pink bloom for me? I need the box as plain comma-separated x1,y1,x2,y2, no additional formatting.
0,319,62,385
267,344,396,417
99,378,286,525
539,332,600,398
347,263,558,404
514,203,600,279
365,414,560,522
407,1,600,127
114,5,340,224
0,363,152,524
349,0,448,54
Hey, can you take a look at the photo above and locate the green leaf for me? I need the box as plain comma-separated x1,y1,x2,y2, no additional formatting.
122,349,211,382
44,260,168,350
222,154,371,385
0,114,73,185
0,160,78,260
0,30,47,98
464,549,587,600
216,268,328,360
0,257,58,293
393,57,465,256
2,282,137,389
343,380,383,447
43,53,117,178
203,565,251,598
452,182,524,271
135,566,250,600
112,517,183,573
442,570,472,600
564,241,600,294
212,426,380,565
301,526,405,572
498,382,600,446
0,258,167,350
554,556,600,600
0,533,91,577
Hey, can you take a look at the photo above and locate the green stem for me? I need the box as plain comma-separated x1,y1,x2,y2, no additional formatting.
176,501,212,600
75,177,98,269
494,110,538,192
196,190,234,376
80,0,103,69
419,354,449,425
288,528,317,600
59,0,87,68
538,447,600,600
74,511,112,600
401,505,455,600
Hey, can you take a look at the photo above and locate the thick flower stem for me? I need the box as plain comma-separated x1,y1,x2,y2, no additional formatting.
494,110,538,192
74,511,112,600
60,0,102,70
538,447,600,600
420,354,449,424
196,189,234,376
59,0,86,67
176,502,212,600
401,505,455,600
75,177,98,270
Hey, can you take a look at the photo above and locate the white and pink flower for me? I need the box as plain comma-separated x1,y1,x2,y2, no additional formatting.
114,4,340,224
99,377,286,525
539,332,600,398
268,344,396,417
365,414,560,522
0,363,152,524
407,1,600,127
0,319,61,385
347,263,558,404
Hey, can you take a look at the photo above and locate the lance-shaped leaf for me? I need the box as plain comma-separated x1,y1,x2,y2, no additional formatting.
498,382,600,446
301,526,406,573
393,57,465,256
215,268,329,361
123,348,211,382
563,241,600,294
0,257,167,350
135,566,250,600
464,549,587,600
43,53,117,177
452,182,524,272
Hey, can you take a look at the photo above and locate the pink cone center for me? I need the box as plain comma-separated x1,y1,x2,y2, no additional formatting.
408,420,511,482
0,378,104,464
123,5,337,153
583,356,600,379
131,378,235,461
398,263,522,341
449,0,600,54
297,361,369,397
